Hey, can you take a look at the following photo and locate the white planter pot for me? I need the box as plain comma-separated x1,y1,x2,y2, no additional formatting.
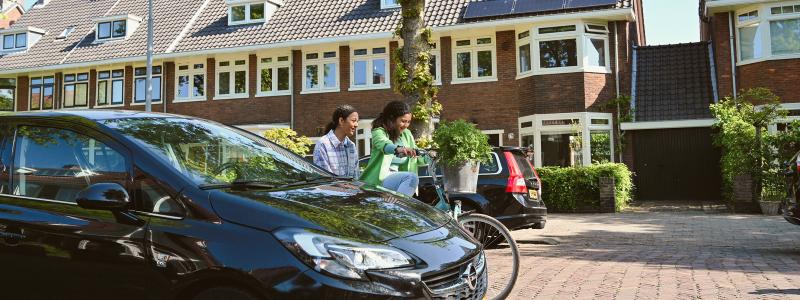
442,161,480,193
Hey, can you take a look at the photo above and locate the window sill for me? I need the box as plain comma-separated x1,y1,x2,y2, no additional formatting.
531,66,611,76
516,71,535,80
450,77,497,85
348,85,390,92
130,101,164,106
300,88,340,95
173,98,207,103
737,53,800,66
92,37,126,44
255,91,292,97
213,94,249,100
95,104,125,108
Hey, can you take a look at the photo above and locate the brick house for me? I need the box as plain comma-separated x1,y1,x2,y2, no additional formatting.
0,0,25,29
0,0,645,167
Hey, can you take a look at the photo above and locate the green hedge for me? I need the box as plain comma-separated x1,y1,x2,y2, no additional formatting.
538,163,633,213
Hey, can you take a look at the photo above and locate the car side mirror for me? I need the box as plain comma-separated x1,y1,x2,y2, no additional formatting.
75,183,130,211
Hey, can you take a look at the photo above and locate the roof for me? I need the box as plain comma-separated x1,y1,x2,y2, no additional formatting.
633,42,716,122
0,0,633,71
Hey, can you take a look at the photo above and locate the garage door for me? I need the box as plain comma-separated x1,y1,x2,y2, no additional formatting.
632,128,721,201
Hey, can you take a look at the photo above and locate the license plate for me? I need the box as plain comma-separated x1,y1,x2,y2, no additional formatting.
529,190,538,200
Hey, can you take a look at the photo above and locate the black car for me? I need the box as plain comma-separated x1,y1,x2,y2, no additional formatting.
784,150,800,225
361,147,547,231
0,111,486,300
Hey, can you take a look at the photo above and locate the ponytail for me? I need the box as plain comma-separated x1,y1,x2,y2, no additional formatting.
326,105,358,134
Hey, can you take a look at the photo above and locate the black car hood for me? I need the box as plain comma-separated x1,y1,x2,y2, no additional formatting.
209,181,453,242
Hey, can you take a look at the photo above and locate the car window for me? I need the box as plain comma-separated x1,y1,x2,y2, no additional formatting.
480,153,500,174
133,168,185,216
0,124,10,194
510,150,537,179
11,126,128,203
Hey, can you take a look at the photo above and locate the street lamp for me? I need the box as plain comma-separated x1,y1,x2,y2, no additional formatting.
145,0,154,112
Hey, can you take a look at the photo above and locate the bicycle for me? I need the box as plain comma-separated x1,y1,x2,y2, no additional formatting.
415,149,520,300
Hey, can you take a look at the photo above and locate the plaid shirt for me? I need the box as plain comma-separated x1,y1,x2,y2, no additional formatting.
313,130,359,178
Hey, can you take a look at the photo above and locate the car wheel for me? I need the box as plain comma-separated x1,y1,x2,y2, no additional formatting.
192,286,260,300
532,221,546,229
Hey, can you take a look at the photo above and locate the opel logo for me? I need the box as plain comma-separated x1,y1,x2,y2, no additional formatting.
462,263,479,291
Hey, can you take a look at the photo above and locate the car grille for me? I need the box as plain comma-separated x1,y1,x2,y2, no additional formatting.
422,255,488,300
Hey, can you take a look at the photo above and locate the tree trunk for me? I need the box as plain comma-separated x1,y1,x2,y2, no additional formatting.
397,0,434,139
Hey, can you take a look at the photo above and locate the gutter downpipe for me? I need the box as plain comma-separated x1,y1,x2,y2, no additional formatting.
614,22,622,163
630,45,638,122
728,12,737,99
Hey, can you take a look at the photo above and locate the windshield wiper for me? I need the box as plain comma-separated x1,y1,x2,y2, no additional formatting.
199,181,278,190
275,176,344,189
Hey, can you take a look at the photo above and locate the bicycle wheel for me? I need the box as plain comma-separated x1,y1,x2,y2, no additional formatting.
459,213,520,300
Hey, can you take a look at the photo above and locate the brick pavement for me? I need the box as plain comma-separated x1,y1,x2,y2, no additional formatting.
500,211,800,300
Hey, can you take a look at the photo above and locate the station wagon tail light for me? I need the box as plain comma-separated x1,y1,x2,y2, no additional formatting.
504,151,528,194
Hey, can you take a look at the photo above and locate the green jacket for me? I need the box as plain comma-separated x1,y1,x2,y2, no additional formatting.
360,128,425,186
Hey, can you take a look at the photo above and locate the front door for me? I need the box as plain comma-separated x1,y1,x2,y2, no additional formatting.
0,124,151,299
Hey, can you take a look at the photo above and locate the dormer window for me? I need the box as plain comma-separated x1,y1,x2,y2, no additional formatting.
226,0,282,26
0,27,45,53
381,0,400,9
94,14,141,42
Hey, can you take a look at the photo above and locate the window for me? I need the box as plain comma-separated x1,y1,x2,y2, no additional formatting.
97,69,125,106
29,76,55,110
228,2,266,25
736,4,800,63
351,46,389,89
216,59,248,98
519,113,614,167
452,36,496,83
0,78,15,112
133,66,163,104
2,33,26,50
303,50,339,93
518,31,532,74
257,55,291,96
62,72,89,108
381,0,400,9
57,26,75,39
176,63,206,101
134,168,185,216
529,23,610,74
97,20,126,40
430,42,441,84
11,126,128,203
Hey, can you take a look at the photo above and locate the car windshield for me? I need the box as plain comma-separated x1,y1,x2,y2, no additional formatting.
103,117,329,186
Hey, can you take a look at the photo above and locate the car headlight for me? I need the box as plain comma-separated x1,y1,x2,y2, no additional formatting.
274,228,415,280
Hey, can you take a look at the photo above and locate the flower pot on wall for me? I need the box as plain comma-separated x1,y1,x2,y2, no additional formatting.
442,161,480,193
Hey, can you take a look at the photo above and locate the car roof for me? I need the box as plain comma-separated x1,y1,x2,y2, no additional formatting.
0,110,186,122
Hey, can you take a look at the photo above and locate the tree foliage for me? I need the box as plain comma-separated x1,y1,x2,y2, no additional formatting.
263,128,313,157
710,88,786,203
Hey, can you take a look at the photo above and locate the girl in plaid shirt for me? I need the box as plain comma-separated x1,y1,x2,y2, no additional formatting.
313,105,360,178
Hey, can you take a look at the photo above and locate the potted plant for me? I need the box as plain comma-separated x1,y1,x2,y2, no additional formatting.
432,120,492,193
760,176,784,216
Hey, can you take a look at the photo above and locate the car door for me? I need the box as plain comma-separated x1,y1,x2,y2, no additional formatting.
0,122,151,299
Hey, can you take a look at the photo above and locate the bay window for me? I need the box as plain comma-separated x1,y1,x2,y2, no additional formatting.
257,54,291,96
351,46,389,90
29,76,55,110
519,112,614,167
736,3,800,63
175,62,206,102
62,72,89,108
133,66,162,104
452,35,496,83
303,50,338,93
216,58,248,99
518,22,610,76
97,69,124,106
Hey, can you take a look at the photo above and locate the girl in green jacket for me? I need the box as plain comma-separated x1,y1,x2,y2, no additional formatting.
360,101,424,197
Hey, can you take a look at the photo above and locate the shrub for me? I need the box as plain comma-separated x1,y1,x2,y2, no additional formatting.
432,120,492,167
538,163,633,213
263,128,313,156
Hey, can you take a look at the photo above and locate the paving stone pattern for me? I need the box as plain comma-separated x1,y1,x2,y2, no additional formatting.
503,212,800,300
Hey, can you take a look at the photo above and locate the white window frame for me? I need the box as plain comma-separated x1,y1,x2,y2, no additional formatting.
516,30,533,78
302,48,339,94
175,61,207,102
131,65,164,105
350,43,390,91
0,27,45,53
482,129,505,147
528,21,611,76
214,57,249,100
256,53,292,97
519,112,614,167
735,1,800,65
451,35,498,84
381,0,400,9
430,42,442,85
61,71,90,109
96,68,125,107
227,1,267,26
93,15,141,43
